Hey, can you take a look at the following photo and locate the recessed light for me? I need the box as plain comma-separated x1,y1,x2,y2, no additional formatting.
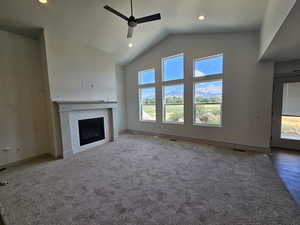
198,15,206,20
38,0,48,4
128,43,133,48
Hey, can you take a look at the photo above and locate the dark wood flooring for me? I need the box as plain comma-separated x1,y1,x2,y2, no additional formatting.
271,148,300,206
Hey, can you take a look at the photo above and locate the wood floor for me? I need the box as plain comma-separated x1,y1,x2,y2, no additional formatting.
271,148,300,206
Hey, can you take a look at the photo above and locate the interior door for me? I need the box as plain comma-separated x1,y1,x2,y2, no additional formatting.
272,75,300,150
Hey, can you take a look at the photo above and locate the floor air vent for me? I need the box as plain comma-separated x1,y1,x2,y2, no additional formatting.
233,149,247,153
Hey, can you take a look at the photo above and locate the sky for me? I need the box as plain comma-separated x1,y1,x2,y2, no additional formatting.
164,85,184,97
195,80,222,99
194,55,223,77
163,55,184,81
140,55,223,99
139,69,155,84
140,88,155,100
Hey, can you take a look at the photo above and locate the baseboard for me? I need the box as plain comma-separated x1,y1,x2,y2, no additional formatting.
127,130,271,154
0,154,55,169
118,129,129,135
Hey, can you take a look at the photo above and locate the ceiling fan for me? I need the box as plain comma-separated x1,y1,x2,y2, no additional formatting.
104,0,161,39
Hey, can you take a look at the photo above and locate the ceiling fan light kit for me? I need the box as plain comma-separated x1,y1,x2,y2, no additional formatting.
104,0,161,39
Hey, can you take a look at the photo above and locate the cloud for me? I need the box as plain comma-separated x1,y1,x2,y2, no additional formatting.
195,70,205,77
195,82,222,97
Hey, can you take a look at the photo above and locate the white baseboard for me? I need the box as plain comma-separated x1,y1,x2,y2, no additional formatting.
126,129,271,154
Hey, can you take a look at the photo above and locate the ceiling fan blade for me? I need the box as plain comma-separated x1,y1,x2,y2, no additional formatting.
136,13,161,24
127,26,134,38
104,5,129,21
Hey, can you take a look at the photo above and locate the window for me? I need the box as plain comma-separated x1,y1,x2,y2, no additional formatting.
139,88,156,121
193,54,223,126
194,55,223,77
139,69,155,85
163,84,184,123
194,80,222,125
281,82,300,140
162,53,185,123
162,54,184,81
138,68,156,122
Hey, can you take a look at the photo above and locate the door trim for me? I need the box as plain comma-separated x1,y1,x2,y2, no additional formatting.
271,75,300,150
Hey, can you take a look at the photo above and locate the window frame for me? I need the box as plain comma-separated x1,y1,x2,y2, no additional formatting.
192,54,224,127
162,53,185,82
161,53,185,124
162,83,185,124
193,53,223,78
138,68,156,85
138,68,157,123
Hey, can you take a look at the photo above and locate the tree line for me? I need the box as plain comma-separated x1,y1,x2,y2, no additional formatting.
142,96,221,104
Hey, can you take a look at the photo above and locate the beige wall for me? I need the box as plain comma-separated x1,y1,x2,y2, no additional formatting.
43,30,117,102
125,32,274,149
0,30,51,166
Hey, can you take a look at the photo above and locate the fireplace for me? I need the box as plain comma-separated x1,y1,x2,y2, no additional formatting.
56,101,118,158
78,117,105,146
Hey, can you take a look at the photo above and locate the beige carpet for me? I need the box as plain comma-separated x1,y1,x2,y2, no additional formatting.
0,134,299,225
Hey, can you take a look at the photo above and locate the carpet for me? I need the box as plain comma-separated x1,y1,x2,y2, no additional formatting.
0,134,299,225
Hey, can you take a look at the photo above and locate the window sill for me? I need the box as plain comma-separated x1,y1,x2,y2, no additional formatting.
139,120,157,123
162,122,184,125
193,123,223,128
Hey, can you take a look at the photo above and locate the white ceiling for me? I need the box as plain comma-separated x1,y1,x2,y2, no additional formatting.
0,0,269,65
261,1,300,62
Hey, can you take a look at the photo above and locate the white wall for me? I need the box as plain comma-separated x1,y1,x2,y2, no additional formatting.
0,30,51,166
42,30,126,155
116,65,127,132
125,32,274,149
43,31,117,102
259,0,296,59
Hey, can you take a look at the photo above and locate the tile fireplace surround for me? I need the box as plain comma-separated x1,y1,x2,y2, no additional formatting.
56,101,118,158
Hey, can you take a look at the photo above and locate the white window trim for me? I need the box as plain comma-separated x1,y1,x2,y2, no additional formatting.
161,53,185,124
138,88,156,123
192,54,224,127
138,68,157,123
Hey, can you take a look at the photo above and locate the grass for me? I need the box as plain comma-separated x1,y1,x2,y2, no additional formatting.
142,105,156,121
142,104,222,125
142,104,184,122
195,104,221,125
281,116,300,139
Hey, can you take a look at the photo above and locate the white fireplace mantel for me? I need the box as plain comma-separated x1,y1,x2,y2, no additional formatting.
56,101,118,158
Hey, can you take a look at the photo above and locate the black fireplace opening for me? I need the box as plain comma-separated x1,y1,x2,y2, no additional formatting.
78,117,105,146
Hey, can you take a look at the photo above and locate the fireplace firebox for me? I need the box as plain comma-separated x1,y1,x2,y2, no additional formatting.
78,117,105,146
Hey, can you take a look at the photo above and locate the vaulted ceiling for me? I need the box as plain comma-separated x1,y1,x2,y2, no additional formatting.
0,0,269,64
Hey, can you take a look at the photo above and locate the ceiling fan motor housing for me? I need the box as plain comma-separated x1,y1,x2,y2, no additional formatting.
128,16,137,27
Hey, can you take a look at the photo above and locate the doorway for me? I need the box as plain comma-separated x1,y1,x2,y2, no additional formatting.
272,75,300,150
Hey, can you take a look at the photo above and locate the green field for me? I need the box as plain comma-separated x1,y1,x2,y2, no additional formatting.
195,104,221,125
142,105,156,121
142,104,221,125
281,116,300,140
